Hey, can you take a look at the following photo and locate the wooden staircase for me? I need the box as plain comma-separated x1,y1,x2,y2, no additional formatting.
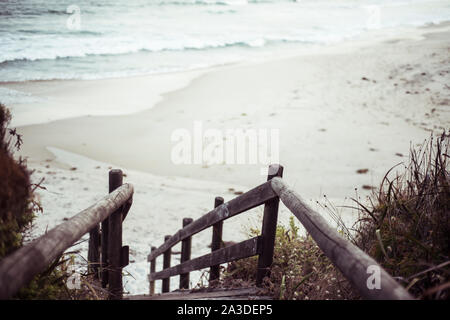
144,164,413,300
0,165,413,300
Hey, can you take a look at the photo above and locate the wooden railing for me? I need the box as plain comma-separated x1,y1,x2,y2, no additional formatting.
0,169,133,300
147,165,283,293
148,164,414,300
0,164,415,300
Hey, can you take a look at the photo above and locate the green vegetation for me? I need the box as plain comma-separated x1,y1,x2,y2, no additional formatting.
222,132,449,300
0,102,70,299
222,217,357,300
15,254,76,300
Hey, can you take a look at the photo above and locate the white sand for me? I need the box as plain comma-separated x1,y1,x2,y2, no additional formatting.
4,23,450,295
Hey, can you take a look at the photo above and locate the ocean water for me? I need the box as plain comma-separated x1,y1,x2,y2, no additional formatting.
0,0,450,83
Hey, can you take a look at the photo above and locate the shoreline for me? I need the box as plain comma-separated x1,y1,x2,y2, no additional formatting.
3,21,450,128
9,22,450,197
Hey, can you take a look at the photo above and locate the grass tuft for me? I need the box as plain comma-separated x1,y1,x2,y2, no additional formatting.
221,132,449,300
221,217,357,300
353,131,450,299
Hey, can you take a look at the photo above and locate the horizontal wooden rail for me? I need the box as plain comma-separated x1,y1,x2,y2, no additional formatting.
270,177,413,300
147,164,282,295
149,237,261,281
147,164,411,300
148,181,276,262
0,182,133,300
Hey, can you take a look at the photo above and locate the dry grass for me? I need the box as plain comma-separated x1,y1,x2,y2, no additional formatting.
221,132,449,300
353,131,450,299
221,217,358,300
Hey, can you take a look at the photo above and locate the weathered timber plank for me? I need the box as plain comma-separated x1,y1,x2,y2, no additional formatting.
108,169,124,300
0,183,134,300
88,223,100,278
149,237,260,281
101,216,109,288
126,287,271,300
210,197,224,283
162,235,172,293
148,181,275,261
149,246,156,295
270,177,413,300
180,218,193,289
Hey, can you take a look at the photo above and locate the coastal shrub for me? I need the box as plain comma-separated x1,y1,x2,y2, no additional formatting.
0,102,67,299
353,132,450,299
14,252,106,300
221,217,357,300
222,132,449,300
0,103,101,299
0,103,34,259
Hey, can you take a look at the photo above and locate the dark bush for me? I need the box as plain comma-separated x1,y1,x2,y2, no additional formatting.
0,103,34,259
354,132,450,299
222,133,449,300
0,103,102,299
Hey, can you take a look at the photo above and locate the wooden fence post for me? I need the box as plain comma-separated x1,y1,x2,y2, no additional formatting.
101,189,110,286
162,235,172,293
100,215,108,288
180,218,193,290
256,164,283,286
149,246,156,295
209,196,224,284
107,169,124,300
88,223,100,279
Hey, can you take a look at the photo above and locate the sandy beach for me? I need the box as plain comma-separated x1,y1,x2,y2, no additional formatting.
6,23,450,195
2,22,449,295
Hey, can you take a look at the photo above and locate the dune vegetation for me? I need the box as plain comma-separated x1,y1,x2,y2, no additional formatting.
222,132,450,300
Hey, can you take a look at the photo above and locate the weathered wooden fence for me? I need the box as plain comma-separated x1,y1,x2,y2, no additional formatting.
148,164,414,300
0,164,414,300
0,169,133,300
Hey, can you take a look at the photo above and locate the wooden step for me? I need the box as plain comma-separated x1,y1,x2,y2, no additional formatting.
125,287,273,300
